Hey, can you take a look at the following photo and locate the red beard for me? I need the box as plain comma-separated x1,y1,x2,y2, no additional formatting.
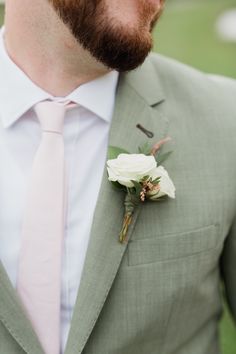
49,0,164,71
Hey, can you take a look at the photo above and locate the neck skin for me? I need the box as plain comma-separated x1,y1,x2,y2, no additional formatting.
4,0,110,96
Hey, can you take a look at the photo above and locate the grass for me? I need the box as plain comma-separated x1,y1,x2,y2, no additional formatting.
220,302,236,354
0,5,3,26
153,0,236,78
0,2,235,353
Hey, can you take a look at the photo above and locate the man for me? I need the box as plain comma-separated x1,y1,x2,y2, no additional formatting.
0,0,235,353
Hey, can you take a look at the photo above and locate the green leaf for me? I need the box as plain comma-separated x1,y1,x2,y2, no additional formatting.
110,181,126,191
127,187,141,205
152,177,161,184
138,142,152,155
156,151,173,166
141,175,150,182
108,146,130,160
149,195,168,202
130,180,142,195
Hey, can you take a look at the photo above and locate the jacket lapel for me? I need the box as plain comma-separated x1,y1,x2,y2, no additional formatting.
65,56,169,354
0,55,168,354
0,262,44,353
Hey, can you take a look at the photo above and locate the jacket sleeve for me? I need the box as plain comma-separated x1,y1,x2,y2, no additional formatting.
220,217,236,323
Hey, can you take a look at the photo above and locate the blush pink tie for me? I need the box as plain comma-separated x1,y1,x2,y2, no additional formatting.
17,101,68,354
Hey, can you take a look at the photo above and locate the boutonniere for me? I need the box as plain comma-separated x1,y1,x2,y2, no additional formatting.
107,138,175,243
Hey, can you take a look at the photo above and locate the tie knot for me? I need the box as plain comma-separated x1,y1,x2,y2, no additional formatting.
34,101,66,134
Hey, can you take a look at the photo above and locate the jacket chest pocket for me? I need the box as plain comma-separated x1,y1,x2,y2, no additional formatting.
127,224,221,266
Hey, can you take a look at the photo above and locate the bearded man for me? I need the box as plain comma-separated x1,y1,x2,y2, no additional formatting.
0,0,235,353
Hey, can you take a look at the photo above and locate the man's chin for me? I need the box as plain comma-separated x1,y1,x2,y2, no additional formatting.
88,39,153,72
73,23,153,72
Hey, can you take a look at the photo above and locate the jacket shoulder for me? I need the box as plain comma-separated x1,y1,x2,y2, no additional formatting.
148,52,236,100
146,53,236,123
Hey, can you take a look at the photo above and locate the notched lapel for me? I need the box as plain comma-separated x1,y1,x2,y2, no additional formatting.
65,57,169,354
0,262,44,354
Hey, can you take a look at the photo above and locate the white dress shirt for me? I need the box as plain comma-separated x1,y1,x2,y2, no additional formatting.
0,27,119,352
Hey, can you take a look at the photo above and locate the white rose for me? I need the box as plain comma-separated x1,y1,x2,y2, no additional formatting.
107,154,157,188
148,165,176,199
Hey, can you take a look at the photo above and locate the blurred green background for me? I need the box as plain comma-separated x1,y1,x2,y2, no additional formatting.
0,0,235,353
153,0,236,78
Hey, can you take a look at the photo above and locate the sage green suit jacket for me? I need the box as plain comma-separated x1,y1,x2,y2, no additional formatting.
0,54,236,354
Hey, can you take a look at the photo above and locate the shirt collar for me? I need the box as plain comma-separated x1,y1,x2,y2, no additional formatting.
0,27,119,128
67,70,118,123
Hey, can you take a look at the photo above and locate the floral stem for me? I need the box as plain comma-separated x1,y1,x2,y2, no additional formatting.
119,212,133,243
119,191,138,244
150,136,171,156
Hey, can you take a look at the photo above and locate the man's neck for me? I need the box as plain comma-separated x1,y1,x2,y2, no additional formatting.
4,0,109,96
